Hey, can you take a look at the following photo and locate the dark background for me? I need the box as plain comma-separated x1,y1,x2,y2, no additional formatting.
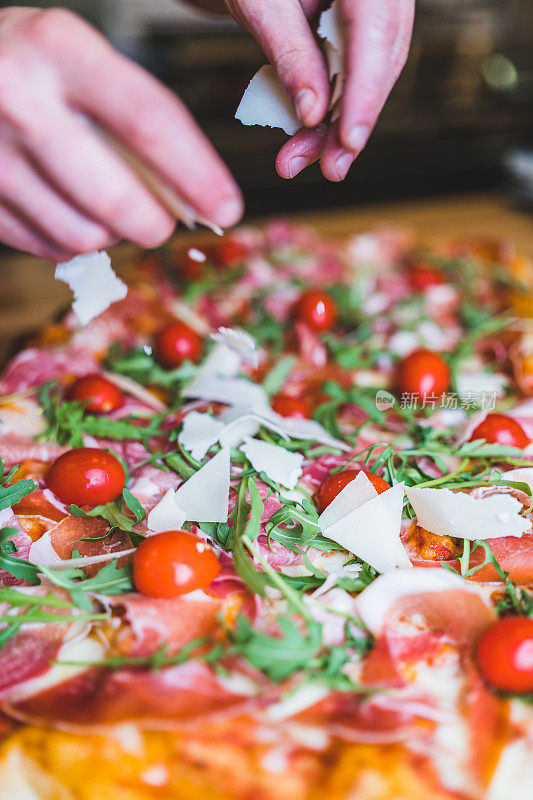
1,0,533,216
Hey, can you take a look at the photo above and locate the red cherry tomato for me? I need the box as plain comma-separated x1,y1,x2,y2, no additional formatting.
397,349,450,397
316,468,390,513
476,617,533,694
470,413,530,449
271,394,313,419
175,250,205,281
67,374,124,415
210,238,248,267
133,530,221,598
406,258,444,291
46,448,125,507
154,322,203,369
295,290,338,332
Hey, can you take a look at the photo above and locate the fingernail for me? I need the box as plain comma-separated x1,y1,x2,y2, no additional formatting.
295,88,317,123
213,196,244,227
346,124,371,153
334,153,353,182
288,156,309,179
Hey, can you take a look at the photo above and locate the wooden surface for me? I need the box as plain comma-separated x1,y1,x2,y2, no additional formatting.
0,193,531,362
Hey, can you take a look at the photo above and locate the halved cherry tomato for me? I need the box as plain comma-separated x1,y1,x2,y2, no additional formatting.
295,290,338,332
46,448,125,507
133,530,221,598
67,374,124,415
271,394,313,419
154,322,203,369
470,413,530,449
397,349,450,397
316,468,390,513
476,617,533,694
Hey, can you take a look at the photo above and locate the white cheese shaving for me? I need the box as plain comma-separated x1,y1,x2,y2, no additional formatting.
55,251,127,326
177,411,225,461
235,65,300,136
320,481,411,573
240,437,304,490
182,372,268,410
0,398,46,437
195,342,242,380
146,487,187,533
28,531,62,567
455,371,508,398
356,567,484,635
210,327,258,367
174,446,230,523
260,407,350,452
405,486,531,540
318,470,377,531
235,2,343,135
102,370,166,412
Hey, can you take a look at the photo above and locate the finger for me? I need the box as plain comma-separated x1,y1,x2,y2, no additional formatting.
276,124,327,179
320,120,355,182
0,142,114,254
231,0,330,127
0,201,75,261
21,110,177,249
339,0,413,153
66,49,243,228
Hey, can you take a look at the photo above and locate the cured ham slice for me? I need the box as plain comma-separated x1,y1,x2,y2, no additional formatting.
7,661,262,729
101,592,223,657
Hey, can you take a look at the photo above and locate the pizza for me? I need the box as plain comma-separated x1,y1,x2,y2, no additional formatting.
0,221,532,800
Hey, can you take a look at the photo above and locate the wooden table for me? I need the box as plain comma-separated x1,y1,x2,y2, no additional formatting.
0,193,531,363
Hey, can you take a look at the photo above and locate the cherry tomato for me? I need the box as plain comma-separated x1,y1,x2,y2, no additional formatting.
316,468,390,513
409,265,444,292
295,290,338,332
67,374,124,415
133,530,221,598
271,394,313,419
476,617,533,694
397,349,450,397
470,413,530,449
175,250,205,281
46,448,125,507
210,238,248,267
154,322,203,369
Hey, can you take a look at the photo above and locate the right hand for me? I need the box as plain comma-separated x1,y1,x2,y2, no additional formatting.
0,7,243,261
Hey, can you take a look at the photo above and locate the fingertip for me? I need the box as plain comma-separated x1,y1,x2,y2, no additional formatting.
211,193,244,228
295,87,328,128
340,122,371,154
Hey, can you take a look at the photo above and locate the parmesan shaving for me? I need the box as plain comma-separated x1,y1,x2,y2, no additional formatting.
174,447,230,523
210,327,259,367
235,65,300,136
240,437,304,490
405,485,531,540
147,488,187,534
177,411,225,461
55,251,127,326
320,482,411,573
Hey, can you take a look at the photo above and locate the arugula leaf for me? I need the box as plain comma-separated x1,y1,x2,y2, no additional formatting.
38,559,134,611
105,346,197,396
0,527,40,585
70,488,146,540
38,381,165,447
231,614,323,681
0,478,37,512
262,356,296,397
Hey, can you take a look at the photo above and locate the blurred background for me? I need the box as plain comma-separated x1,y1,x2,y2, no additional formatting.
1,0,532,216
0,0,532,361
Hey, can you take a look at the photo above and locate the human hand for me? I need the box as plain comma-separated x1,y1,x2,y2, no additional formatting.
225,0,414,181
0,7,242,261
